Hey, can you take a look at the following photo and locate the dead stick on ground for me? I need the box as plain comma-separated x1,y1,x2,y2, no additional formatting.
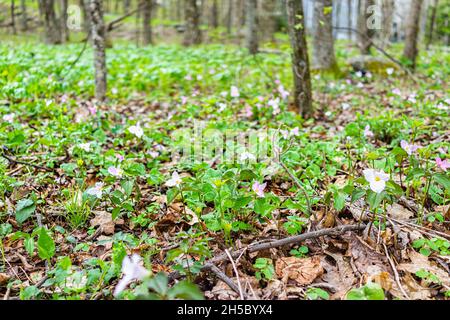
170,224,366,284
225,248,244,300
207,264,247,299
0,150,54,172
382,242,410,300
332,26,420,83
214,224,365,264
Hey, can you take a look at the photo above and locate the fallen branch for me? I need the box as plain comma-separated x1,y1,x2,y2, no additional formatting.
106,2,145,32
207,264,248,299
332,26,420,83
1,148,54,172
170,224,366,282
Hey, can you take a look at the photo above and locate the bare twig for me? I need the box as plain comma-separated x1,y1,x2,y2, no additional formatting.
207,264,248,299
382,242,410,300
225,249,244,300
1,149,54,172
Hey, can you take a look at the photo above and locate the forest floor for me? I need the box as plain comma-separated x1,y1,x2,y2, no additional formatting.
0,39,449,300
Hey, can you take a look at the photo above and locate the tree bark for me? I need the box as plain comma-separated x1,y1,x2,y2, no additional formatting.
210,0,218,28
60,0,69,42
88,0,107,100
260,0,276,41
357,0,375,55
143,0,153,45
11,0,17,35
19,0,27,31
285,0,313,118
183,0,201,46
80,0,91,33
403,0,423,70
40,0,62,44
226,0,233,34
426,0,438,49
312,0,339,74
245,0,258,54
380,0,394,48
347,0,352,40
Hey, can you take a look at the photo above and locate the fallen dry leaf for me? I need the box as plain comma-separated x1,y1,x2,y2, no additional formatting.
275,256,323,285
387,203,414,221
90,211,115,235
347,235,390,276
0,273,10,285
321,252,356,299
398,250,450,287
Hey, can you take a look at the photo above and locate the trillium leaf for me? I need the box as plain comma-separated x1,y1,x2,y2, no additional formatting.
37,228,55,260
15,198,36,224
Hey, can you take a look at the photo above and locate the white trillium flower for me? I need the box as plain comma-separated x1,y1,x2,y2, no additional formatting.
78,142,91,152
113,254,150,297
2,114,14,123
165,171,182,187
240,151,256,162
128,124,144,138
86,182,104,199
363,169,389,193
108,166,123,178
386,68,394,75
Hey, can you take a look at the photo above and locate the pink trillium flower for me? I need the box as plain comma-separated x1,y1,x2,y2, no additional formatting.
291,127,300,137
116,154,124,162
392,88,402,96
108,166,123,178
184,74,192,81
2,114,14,123
88,105,97,116
113,254,150,297
400,140,420,156
363,169,389,193
280,130,289,139
277,85,289,100
181,96,188,105
252,181,267,198
148,151,159,159
244,106,253,117
435,157,450,171
230,86,240,98
363,125,374,138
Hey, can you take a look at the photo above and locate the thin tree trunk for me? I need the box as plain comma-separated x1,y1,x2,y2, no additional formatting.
357,0,376,55
245,0,258,54
60,0,69,42
88,0,107,100
183,0,201,46
426,0,438,49
380,0,394,49
20,0,27,31
80,0,91,34
347,0,352,40
11,0,17,35
312,0,339,74
124,0,131,14
41,0,62,44
143,0,153,45
210,0,218,28
403,0,423,70
334,0,342,39
285,0,313,118
226,0,233,34
261,0,276,41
